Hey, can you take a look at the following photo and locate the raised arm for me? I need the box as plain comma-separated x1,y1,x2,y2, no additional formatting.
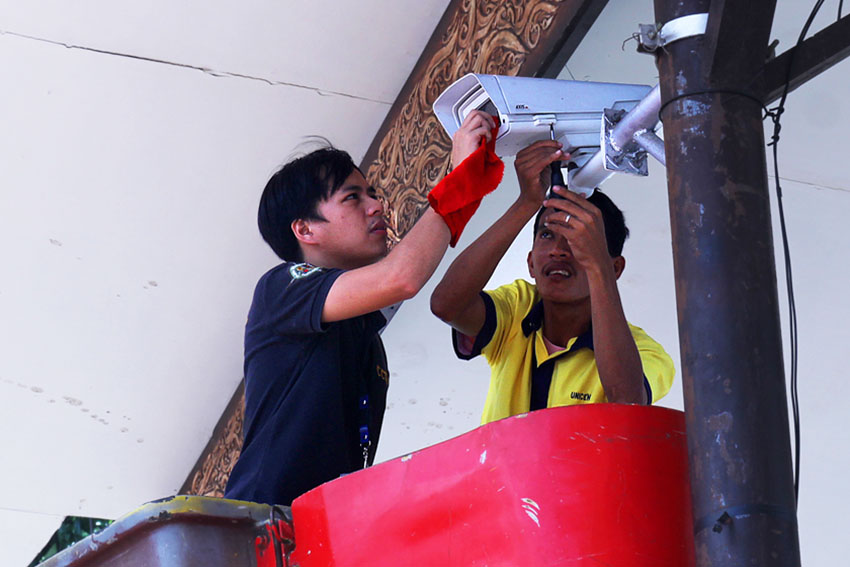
430,140,566,337
542,187,646,404
321,111,496,323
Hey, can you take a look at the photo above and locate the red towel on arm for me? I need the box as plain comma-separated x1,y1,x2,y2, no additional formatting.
428,125,504,246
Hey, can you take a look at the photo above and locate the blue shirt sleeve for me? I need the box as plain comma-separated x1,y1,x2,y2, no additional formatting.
250,263,344,336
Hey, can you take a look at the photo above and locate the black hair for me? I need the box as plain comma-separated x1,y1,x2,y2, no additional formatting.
532,189,629,257
258,146,358,261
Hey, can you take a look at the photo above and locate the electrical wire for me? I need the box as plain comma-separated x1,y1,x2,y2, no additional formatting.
766,0,826,507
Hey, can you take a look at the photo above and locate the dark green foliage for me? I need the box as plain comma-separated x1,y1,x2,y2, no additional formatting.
29,516,113,566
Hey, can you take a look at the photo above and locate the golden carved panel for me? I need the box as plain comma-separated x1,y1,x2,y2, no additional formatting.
182,388,244,497
368,0,565,242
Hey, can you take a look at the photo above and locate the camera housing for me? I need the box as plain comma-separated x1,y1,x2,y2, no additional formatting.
433,74,653,169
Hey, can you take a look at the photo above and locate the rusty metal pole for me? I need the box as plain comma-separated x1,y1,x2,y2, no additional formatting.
652,0,801,565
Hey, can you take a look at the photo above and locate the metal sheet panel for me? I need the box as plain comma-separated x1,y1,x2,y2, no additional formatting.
292,404,695,566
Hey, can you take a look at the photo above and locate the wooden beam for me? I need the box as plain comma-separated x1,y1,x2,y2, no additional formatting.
761,14,850,104
523,0,608,78
703,0,777,83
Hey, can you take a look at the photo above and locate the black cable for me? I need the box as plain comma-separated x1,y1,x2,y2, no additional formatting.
767,0,826,507
839,0,844,20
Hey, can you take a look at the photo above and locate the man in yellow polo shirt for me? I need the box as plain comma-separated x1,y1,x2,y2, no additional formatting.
430,139,674,424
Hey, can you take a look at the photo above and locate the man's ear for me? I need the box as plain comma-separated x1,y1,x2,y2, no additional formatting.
291,219,316,245
527,250,535,280
613,256,626,279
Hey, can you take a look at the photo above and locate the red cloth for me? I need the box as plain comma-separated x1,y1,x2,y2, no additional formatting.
428,126,504,246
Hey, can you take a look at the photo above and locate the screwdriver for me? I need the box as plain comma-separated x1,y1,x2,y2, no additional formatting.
548,124,566,199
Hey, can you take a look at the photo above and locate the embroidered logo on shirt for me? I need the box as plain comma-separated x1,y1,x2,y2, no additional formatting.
376,365,389,384
289,263,323,280
571,392,591,401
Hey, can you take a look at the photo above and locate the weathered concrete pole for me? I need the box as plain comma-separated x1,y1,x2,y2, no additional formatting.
652,0,801,564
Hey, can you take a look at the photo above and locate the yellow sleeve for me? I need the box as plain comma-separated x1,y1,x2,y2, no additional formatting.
629,323,676,403
481,280,536,362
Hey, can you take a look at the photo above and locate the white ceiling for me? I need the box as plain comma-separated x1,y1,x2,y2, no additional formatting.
1,1,848,565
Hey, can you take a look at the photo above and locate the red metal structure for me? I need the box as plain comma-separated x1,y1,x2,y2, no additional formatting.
37,496,294,567
292,404,694,566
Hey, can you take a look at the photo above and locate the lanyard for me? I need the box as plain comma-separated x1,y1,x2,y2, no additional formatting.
358,394,371,469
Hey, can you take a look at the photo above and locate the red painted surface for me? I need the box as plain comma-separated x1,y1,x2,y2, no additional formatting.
291,404,695,566
255,519,296,567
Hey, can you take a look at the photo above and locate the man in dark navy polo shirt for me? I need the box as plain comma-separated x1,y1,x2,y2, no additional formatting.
225,110,498,506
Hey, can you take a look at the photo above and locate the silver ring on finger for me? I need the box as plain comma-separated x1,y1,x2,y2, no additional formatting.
564,214,571,225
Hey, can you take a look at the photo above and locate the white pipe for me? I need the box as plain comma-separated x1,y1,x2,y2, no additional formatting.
568,85,663,193
633,129,666,166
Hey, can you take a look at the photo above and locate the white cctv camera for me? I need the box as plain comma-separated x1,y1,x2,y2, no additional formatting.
434,74,664,194
433,74,652,166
